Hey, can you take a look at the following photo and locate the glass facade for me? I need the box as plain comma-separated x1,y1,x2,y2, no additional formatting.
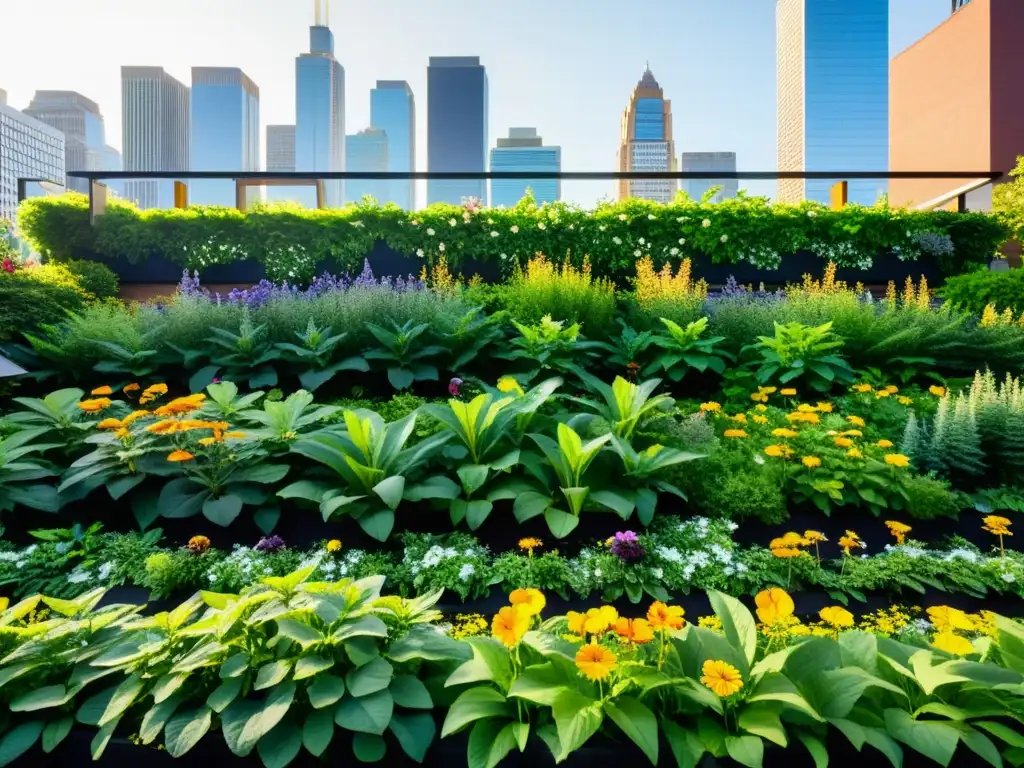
0,99,65,234
634,98,666,141
24,91,107,194
346,128,389,203
427,57,487,206
190,68,260,207
295,22,345,208
681,152,738,203
618,67,676,203
490,128,560,208
370,81,415,210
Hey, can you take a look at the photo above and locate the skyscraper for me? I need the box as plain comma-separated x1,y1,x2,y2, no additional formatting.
681,152,739,203
370,81,415,209
266,125,296,172
121,66,189,209
190,67,260,207
295,0,344,207
490,128,561,208
777,0,889,205
427,57,487,206
617,65,676,203
346,128,389,203
23,91,106,194
0,89,64,231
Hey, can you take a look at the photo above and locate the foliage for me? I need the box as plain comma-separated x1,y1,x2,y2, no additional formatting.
0,264,91,343
61,259,120,300
646,316,734,382
940,267,1024,315
750,321,854,393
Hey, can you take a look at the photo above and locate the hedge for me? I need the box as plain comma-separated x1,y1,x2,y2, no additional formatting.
17,192,1010,283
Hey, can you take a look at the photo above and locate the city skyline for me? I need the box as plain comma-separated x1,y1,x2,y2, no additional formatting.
1,0,954,206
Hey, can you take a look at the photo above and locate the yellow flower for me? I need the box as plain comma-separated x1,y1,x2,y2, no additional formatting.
123,383,141,394
772,428,798,438
723,429,748,438
584,606,619,635
153,394,206,416
566,611,587,636
167,450,195,462
700,402,722,413
884,453,910,468
834,437,853,448
839,530,864,555
90,385,113,396
187,535,210,553
929,385,946,397
932,632,974,656
647,601,685,630
797,403,818,413
224,431,246,439
198,437,217,447
764,444,791,458
755,404,768,412
760,387,778,395
77,398,112,413
771,547,803,558
731,413,747,423
122,410,151,425
885,521,912,545
518,537,542,553
847,416,866,427
497,376,525,396
884,385,899,394
847,448,863,458
750,392,769,403
326,539,342,553
575,641,617,681
787,412,820,424
853,384,873,393
819,606,855,628
509,588,546,617
96,418,124,430
816,402,833,413
802,456,822,468
144,383,168,395
841,429,863,437
613,617,655,645
780,388,797,396
898,396,912,406
114,427,130,439
983,515,1013,536
876,390,891,398
755,588,795,625
700,659,744,697
927,606,975,633
804,530,827,544
146,420,180,435
876,440,894,448
752,415,768,424
491,605,530,647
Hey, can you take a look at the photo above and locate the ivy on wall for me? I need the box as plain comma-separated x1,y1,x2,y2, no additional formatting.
17,191,1009,283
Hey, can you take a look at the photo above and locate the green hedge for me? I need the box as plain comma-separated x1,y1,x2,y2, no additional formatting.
940,268,1024,314
16,192,1010,283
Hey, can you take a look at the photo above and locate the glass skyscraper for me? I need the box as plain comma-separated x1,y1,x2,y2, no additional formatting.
370,81,415,209
427,57,487,206
295,0,344,207
777,0,889,205
681,152,738,203
490,128,561,208
346,128,389,204
24,91,106,194
190,67,260,207
0,89,65,237
617,66,676,203
121,66,190,209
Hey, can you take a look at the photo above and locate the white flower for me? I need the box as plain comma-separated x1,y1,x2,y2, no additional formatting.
511,225,519,233
426,228,435,236
538,222,546,230
807,210,818,218
639,237,646,245
613,236,622,245
500,253,508,260
634,250,642,257
678,238,686,245
720,234,729,243
351,220,364,228
416,249,424,258
754,454,765,465
653,567,664,579
438,243,446,252
648,214,656,220
490,231,499,237
599,225,607,231
208,574,217,582
1003,571,1017,583
669,247,680,256
24,545,37,556
449,218,457,226
702,219,711,228
458,563,476,581
593,568,603,578
618,214,627,221
80,640,88,647
463,212,471,222
98,562,113,581
411,220,420,226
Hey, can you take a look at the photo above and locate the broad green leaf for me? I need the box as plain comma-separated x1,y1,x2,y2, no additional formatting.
91,718,119,761
388,624,470,663
255,659,293,691
552,689,603,761
164,706,213,758
390,675,433,709
335,690,394,735
512,491,551,522
222,682,295,758
389,711,436,763
308,675,346,709
446,637,513,691
372,475,406,510
442,687,511,737
294,655,335,680
468,720,518,768
709,590,757,672
662,718,704,768
257,719,302,768
884,708,958,766
605,696,658,765
725,734,764,768
738,703,788,747
41,716,74,753
0,721,44,767
276,619,323,648
958,726,1002,768
798,733,829,768
140,692,183,744
203,494,244,526
352,732,387,762
302,708,334,756
544,507,579,539
10,684,69,712
346,657,394,698
332,613,388,642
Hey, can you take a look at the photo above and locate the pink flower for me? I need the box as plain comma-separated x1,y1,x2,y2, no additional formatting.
1,258,15,274
448,377,463,396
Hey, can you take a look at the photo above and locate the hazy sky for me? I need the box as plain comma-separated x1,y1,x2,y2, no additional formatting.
2,0,949,204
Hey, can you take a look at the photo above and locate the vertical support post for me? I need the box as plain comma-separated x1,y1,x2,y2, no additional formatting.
316,180,325,209
829,181,848,210
89,180,108,225
173,181,188,208
957,192,968,213
235,180,248,212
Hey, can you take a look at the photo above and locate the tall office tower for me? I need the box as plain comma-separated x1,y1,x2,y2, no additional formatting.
952,0,973,11
427,57,487,205
891,0,1024,210
370,81,415,209
190,67,260,206
104,145,123,198
617,65,676,203
680,152,739,203
295,0,345,207
264,125,296,203
490,127,561,208
776,0,889,205
23,91,106,193
0,89,65,233
346,128,389,203
121,66,189,209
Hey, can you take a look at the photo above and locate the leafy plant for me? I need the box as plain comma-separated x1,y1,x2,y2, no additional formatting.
751,321,854,393
0,427,60,514
5,388,92,440
274,319,369,392
236,390,340,442
196,314,282,390
498,315,600,381
568,374,674,439
364,320,446,391
646,317,733,382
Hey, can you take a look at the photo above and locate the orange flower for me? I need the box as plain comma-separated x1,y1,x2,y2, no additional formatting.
144,383,168,395
575,642,617,681
886,521,912,545
700,402,722,413
96,418,124,430
647,601,685,630
122,410,151,425
167,450,195,462
123,383,141,394
187,535,211,553
613,617,655,644
146,420,180,435
801,456,822,468
755,588,795,625
77,398,112,413
834,437,853,448
90,385,113,396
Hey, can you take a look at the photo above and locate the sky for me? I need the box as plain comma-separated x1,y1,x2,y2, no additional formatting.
1,0,951,205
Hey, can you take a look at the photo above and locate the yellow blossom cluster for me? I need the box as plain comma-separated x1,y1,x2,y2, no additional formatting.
633,256,708,308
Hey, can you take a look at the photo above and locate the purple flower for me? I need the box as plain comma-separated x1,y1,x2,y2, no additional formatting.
255,535,286,553
610,531,646,563
448,377,463,397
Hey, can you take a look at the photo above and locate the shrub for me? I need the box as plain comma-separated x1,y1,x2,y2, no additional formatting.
672,445,789,524
0,265,90,342
629,256,707,327
62,258,120,299
940,268,1024,315
904,474,966,519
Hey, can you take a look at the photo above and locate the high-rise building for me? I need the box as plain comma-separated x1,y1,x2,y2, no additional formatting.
0,88,65,231
23,91,106,194
777,0,889,206
681,152,738,203
953,0,972,11
346,128,389,203
891,0,1024,210
104,145,123,198
121,66,189,209
266,125,296,172
490,127,561,208
295,0,345,207
427,56,487,206
617,65,676,203
370,81,415,209
190,67,260,207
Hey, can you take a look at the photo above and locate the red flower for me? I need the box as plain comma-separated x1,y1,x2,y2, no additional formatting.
1,258,15,274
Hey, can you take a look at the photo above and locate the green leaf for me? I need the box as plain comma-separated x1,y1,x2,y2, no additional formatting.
863,728,904,768
357,508,394,541
390,675,433,709
798,733,829,768
257,719,302,768
958,726,1002,768
390,711,436,763
468,720,518,768
10,684,70,712
552,689,603,761
605,696,658,764
157,477,208,519
100,673,145,726
302,708,334,756
164,706,213,758
91,718,119,761
294,655,334,681
140,693,184,744
277,619,323,648
222,682,295,758
442,687,511,737
388,624,470,663
709,590,757,673
507,662,569,706
220,652,250,679
333,613,388,642
512,491,551,522
388,367,416,390
446,637,513,691
254,506,281,534
662,718,704,768
277,480,331,502
309,675,346,709
738,703,788,747
405,475,461,501
40,716,73,754
203,494,244,526
544,507,579,539
346,657,394,698
726,734,764,768
884,708,958,766
0,721,44,767
352,732,387,762
458,464,490,495
345,637,381,667
234,463,290,484
334,690,394,735
255,659,293,691
976,720,1024,748
372,475,406,510
465,500,494,530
